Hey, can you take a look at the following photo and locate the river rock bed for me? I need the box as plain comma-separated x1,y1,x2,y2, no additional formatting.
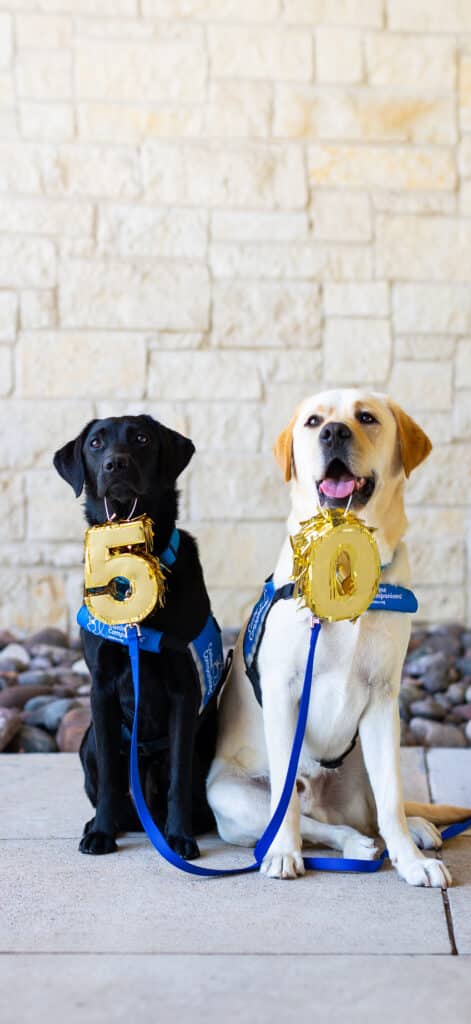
0,623,470,753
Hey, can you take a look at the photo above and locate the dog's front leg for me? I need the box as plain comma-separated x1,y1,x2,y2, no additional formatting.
79,686,123,855
360,694,451,888
260,671,304,880
166,682,200,861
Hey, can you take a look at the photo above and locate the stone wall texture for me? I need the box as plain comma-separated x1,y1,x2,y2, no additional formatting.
0,0,470,631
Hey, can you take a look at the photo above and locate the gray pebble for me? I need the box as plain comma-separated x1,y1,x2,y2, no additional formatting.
422,668,450,694
23,695,55,712
29,644,78,667
0,643,30,671
399,684,424,705
409,718,467,748
6,725,58,753
23,697,78,733
447,682,468,705
405,650,448,680
409,698,447,721
29,657,53,671
18,671,55,687
25,627,69,650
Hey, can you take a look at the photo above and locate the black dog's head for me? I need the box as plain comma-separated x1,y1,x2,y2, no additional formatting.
53,415,195,525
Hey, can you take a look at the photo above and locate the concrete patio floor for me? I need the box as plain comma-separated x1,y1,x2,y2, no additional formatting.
1,749,471,1023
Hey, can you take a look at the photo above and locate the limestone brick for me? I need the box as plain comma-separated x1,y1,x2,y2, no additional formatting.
393,285,471,335
316,29,363,84
276,87,455,144
59,260,210,330
17,332,147,398
324,319,392,383
309,191,371,242
324,282,388,316
0,237,56,288
208,25,313,81
212,282,321,347
0,347,12,396
76,38,206,103
0,293,17,342
309,144,455,191
365,33,455,90
142,142,307,208
389,360,453,411
377,215,471,282
148,351,262,401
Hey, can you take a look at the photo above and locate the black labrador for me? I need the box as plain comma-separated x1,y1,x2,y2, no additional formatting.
53,415,217,858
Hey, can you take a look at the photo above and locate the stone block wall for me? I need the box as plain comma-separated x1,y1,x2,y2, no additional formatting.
0,0,470,631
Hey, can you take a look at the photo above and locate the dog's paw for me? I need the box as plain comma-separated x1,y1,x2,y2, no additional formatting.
342,833,379,861
260,851,305,879
407,816,443,851
166,834,200,860
396,856,452,888
79,829,118,855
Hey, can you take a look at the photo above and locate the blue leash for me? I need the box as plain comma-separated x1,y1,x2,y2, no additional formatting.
127,623,471,877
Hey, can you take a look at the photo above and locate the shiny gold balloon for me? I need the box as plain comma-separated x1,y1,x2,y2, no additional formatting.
83,515,166,625
290,509,381,622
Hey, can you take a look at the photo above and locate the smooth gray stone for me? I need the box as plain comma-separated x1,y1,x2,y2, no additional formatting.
447,682,468,705
6,726,58,753
0,643,30,671
23,698,79,733
409,698,446,721
409,719,466,747
18,671,55,687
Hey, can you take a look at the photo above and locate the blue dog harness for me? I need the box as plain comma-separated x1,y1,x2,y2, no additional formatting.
79,540,471,877
242,576,419,770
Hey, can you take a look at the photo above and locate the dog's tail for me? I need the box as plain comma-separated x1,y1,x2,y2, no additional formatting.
405,801,471,826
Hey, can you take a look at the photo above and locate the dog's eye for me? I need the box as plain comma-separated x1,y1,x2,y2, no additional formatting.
136,433,150,445
89,437,103,450
305,414,323,428
356,411,378,426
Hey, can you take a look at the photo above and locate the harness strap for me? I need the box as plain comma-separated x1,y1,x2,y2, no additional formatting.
160,527,180,568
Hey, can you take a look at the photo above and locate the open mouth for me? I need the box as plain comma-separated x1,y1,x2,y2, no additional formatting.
317,458,375,507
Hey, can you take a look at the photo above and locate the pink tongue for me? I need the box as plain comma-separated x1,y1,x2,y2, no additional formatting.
320,477,355,499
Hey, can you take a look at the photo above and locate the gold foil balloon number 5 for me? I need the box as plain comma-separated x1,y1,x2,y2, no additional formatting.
84,515,166,626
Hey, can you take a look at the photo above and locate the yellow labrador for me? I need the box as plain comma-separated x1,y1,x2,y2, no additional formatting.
207,390,468,886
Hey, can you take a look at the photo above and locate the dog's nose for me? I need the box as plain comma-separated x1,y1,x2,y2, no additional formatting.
103,451,130,473
319,421,352,447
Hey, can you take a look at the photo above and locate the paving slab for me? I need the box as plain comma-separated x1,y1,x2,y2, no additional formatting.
442,837,471,954
0,755,90,840
0,833,450,956
0,748,430,840
426,749,471,810
0,954,470,1024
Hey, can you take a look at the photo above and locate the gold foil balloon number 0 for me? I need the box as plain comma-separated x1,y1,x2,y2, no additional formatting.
291,511,381,622
84,515,166,626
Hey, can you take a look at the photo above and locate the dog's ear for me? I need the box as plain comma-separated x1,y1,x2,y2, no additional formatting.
143,418,195,483
273,412,298,482
53,420,97,497
388,401,432,478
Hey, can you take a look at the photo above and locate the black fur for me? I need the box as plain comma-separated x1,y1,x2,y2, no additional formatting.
53,415,217,858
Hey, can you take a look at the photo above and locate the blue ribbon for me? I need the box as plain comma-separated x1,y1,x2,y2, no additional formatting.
127,623,471,876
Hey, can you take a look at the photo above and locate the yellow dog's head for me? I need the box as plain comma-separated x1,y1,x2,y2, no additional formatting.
274,390,431,520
